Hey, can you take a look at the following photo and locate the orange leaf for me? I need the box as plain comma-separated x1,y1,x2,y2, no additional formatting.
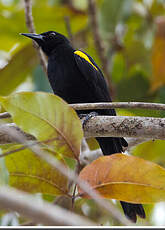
78,154,165,204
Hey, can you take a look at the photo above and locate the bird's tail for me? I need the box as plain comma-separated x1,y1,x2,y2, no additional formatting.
120,201,145,223
96,137,145,223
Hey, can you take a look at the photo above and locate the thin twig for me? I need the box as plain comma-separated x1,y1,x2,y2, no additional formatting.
24,0,35,33
88,0,114,96
71,184,77,210
64,16,74,46
0,145,27,158
24,0,47,75
1,102,165,121
70,101,165,111
0,129,59,158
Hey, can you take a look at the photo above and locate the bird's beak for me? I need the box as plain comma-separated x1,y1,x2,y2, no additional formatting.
20,33,44,42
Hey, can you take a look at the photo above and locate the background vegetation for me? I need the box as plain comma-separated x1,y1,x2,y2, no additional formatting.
0,0,165,226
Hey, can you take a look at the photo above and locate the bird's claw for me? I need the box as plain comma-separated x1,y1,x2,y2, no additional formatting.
79,112,99,129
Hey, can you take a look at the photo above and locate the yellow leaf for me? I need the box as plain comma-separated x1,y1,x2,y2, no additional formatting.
5,147,68,195
0,92,83,159
86,138,99,151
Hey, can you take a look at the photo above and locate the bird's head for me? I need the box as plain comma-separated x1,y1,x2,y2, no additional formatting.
21,31,70,55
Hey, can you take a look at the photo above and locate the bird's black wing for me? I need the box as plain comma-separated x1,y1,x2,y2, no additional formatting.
74,50,114,111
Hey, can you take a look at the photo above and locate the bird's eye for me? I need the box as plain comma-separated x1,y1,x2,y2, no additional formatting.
49,32,56,39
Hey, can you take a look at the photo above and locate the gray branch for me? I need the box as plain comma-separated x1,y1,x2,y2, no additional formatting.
0,186,95,226
0,115,164,145
70,101,165,111
83,115,165,139
0,123,36,144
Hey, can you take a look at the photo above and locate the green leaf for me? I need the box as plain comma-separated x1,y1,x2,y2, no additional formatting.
111,52,126,83
133,140,165,166
78,154,165,204
0,44,38,96
123,36,151,72
0,92,83,159
86,138,100,151
5,147,68,195
117,66,150,102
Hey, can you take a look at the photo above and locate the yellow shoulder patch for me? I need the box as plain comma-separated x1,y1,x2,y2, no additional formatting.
74,50,98,71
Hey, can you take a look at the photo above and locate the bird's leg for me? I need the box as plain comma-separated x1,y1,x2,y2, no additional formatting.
78,114,87,119
78,112,99,129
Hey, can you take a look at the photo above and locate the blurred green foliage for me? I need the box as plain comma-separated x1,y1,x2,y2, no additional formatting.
0,0,165,226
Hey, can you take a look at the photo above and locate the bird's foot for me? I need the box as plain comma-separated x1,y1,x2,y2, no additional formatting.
79,112,99,129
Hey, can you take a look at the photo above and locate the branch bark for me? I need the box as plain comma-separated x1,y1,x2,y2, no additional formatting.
0,186,95,226
0,112,11,119
0,115,165,145
83,115,165,139
0,123,35,144
80,139,103,165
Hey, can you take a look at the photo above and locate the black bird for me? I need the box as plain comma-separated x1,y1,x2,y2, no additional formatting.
21,31,145,223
